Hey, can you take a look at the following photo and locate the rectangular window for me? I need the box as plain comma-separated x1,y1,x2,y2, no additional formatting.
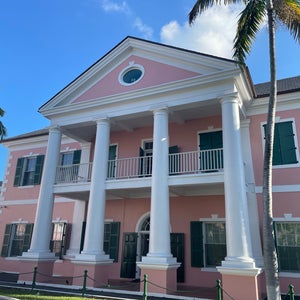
263,121,298,166
204,222,226,267
13,155,44,186
1,223,33,257
275,222,300,272
190,221,226,268
50,222,69,259
56,150,81,183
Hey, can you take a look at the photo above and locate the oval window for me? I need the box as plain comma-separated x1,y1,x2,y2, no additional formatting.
122,68,143,84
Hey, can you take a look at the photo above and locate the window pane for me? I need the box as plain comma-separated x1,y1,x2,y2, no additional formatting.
52,223,64,241
276,222,300,271
22,158,37,185
11,224,26,257
205,222,226,267
61,153,74,165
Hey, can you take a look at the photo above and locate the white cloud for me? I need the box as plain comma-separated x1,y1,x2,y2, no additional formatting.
100,0,153,39
160,4,244,59
134,18,153,40
101,0,130,14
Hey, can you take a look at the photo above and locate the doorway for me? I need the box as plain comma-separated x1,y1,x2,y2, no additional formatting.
120,214,185,282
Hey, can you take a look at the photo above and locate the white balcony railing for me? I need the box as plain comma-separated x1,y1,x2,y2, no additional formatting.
56,162,93,184
55,149,223,184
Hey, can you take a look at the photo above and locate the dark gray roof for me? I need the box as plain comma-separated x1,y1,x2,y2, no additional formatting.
0,128,49,143
254,75,300,98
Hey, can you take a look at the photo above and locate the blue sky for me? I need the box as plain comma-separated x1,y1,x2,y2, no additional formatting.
0,0,299,179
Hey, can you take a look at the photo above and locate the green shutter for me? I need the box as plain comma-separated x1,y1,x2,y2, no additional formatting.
278,122,297,164
264,122,297,165
139,147,145,176
103,222,120,262
171,233,185,282
73,150,81,164
33,155,44,185
22,223,33,253
1,224,13,257
13,158,24,186
190,221,204,267
169,145,179,174
49,223,55,252
199,131,223,150
108,222,120,262
107,146,117,178
80,221,86,252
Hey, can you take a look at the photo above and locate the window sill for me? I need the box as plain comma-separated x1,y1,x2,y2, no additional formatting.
200,267,219,272
279,272,300,278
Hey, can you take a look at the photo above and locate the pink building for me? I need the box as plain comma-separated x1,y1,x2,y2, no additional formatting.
0,36,299,300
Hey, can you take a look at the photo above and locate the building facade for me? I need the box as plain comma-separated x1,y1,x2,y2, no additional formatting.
0,37,300,300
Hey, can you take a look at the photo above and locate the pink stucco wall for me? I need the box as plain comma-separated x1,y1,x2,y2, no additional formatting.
109,116,222,159
74,55,199,103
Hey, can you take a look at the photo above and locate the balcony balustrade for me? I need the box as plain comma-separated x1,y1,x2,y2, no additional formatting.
55,149,223,184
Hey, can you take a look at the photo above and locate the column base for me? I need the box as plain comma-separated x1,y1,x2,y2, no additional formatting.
137,256,180,294
72,261,112,288
20,250,56,261
18,259,55,285
220,256,258,270
73,252,113,264
217,261,262,300
65,248,80,257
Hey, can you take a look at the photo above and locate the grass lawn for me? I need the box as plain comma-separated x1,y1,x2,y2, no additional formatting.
0,287,107,299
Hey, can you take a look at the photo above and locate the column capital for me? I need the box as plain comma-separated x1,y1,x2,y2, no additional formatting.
241,119,251,128
48,125,61,133
94,117,110,125
219,93,240,105
151,106,169,115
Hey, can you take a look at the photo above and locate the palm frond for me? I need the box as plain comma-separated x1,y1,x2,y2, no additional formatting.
188,0,243,24
233,0,267,62
275,0,300,42
0,121,7,140
0,108,4,118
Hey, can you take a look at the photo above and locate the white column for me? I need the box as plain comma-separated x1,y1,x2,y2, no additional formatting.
218,95,257,270
75,119,111,262
66,143,90,256
142,108,176,265
23,125,62,259
241,119,264,267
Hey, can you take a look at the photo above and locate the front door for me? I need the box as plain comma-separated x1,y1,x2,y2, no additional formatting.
120,231,185,282
120,233,137,278
107,145,117,178
199,131,223,171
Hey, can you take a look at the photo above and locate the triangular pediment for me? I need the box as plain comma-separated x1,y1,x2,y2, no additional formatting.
39,36,239,114
73,55,199,104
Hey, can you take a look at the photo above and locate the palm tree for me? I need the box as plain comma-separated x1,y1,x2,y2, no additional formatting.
189,1,300,299
0,108,7,140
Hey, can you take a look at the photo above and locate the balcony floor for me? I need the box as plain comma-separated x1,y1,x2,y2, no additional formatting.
54,172,224,201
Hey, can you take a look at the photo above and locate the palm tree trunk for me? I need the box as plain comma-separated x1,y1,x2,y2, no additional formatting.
262,2,281,299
